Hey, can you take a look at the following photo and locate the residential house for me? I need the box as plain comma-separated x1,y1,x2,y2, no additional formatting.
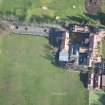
69,24,90,65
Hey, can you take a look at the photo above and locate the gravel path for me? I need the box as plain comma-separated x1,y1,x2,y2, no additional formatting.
1,20,66,37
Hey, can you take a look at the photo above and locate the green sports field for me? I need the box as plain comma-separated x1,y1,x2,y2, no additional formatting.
0,34,88,105
1,0,105,19
0,0,85,19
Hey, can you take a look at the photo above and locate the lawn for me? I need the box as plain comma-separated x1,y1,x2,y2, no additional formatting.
0,0,85,19
0,34,88,105
89,90,105,105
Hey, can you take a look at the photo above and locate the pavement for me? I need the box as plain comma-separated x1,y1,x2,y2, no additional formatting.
1,20,66,37
11,25,49,37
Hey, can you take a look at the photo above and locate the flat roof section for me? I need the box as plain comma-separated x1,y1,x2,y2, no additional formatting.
59,50,69,62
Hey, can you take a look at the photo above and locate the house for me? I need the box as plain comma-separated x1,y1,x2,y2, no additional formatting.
55,24,105,73
56,24,105,90
69,25,90,65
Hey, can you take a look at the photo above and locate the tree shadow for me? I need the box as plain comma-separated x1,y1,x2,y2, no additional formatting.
98,94,105,105
62,13,105,30
65,15,95,29
85,12,105,26
0,23,6,30
79,71,89,105
80,71,88,88
90,92,105,105
30,15,54,23
40,44,54,62
40,44,68,69
67,15,89,25
48,28,64,48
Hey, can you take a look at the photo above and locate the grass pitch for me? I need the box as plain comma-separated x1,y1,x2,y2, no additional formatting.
0,34,88,105
0,0,85,19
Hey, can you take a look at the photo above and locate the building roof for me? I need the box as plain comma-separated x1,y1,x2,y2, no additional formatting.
95,62,105,74
59,50,69,62
60,31,69,50
102,75,105,87
59,31,69,62
72,25,90,33
79,47,88,53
